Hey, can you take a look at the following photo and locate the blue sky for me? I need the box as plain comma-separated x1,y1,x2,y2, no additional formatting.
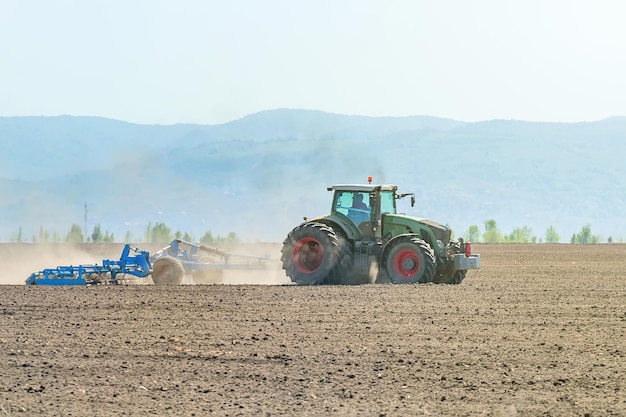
2,0,625,125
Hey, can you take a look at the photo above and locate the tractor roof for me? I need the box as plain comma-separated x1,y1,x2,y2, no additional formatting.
328,184,398,192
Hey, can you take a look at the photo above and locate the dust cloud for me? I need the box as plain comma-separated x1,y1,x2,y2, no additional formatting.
369,260,379,284
0,243,104,285
0,242,290,286
191,242,290,285
219,268,291,285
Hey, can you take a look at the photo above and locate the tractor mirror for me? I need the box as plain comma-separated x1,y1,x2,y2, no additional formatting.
398,193,416,207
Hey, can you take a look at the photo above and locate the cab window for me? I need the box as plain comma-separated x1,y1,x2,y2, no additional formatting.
334,191,371,223
380,191,396,215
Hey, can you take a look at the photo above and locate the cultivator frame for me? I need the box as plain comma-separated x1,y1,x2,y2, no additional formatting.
25,239,272,286
153,239,271,271
25,244,151,285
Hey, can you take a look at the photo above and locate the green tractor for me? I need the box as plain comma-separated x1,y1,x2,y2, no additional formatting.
281,180,480,285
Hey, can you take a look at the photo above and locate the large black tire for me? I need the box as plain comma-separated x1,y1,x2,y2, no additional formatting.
383,237,436,284
333,236,360,285
152,256,185,286
281,222,348,285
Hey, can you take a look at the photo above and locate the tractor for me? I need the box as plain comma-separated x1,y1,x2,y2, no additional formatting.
281,179,480,285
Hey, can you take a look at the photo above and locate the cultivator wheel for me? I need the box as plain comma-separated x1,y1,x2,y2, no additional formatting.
383,236,436,284
281,222,346,285
152,256,185,286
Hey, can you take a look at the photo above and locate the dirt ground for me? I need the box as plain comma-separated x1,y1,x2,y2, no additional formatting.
0,243,624,416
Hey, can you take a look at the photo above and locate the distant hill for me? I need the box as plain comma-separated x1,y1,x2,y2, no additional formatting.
0,110,463,181
1,110,625,243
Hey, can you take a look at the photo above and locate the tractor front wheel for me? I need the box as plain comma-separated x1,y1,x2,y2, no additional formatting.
383,237,436,284
152,256,185,286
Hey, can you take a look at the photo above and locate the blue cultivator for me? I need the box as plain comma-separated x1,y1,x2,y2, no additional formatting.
25,244,152,285
25,240,273,286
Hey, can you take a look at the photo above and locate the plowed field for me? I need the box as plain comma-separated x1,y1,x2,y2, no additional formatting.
0,244,624,416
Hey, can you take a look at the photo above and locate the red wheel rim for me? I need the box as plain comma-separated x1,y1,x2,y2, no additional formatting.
293,237,323,273
393,249,420,279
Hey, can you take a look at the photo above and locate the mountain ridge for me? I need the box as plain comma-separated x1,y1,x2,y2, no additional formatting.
1,109,625,242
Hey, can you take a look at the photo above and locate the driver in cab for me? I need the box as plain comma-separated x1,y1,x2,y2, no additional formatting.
348,193,370,224
352,193,368,210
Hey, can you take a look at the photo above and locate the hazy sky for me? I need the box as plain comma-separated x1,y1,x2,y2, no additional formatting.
2,0,625,125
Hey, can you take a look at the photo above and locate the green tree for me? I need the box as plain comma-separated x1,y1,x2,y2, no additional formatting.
124,231,133,243
505,226,534,243
545,226,560,243
146,222,172,243
103,231,115,243
200,231,214,244
39,226,50,243
91,224,103,242
464,225,481,243
144,222,152,242
65,224,84,243
224,232,239,243
571,224,599,244
482,219,503,243
171,231,193,242
10,226,23,243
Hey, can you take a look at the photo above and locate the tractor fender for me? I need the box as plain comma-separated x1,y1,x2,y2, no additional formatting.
316,214,361,241
380,233,431,268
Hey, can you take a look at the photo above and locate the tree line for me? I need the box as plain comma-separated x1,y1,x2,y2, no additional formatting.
8,222,239,245
462,220,615,244
7,219,618,244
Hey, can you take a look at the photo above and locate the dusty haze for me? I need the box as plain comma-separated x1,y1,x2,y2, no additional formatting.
0,243,290,286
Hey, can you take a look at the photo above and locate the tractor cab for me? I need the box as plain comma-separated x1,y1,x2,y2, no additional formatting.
332,188,374,224
328,183,415,241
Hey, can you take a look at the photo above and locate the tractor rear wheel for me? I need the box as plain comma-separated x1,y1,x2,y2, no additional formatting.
152,256,185,286
281,222,348,285
383,237,436,284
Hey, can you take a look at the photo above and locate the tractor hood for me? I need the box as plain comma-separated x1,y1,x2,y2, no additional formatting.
383,214,452,244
